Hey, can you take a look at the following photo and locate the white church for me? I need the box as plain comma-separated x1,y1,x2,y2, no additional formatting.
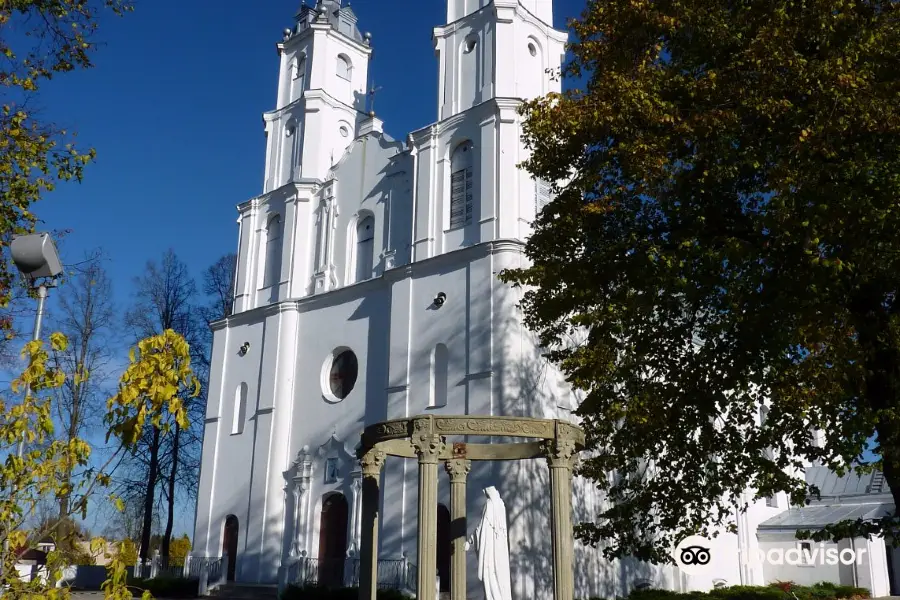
191,1,898,598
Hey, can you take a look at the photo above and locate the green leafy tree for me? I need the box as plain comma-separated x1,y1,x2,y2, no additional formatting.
501,0,900,563
0,329,198,599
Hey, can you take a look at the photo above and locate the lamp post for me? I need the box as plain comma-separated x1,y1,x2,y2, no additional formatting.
10,232,62,457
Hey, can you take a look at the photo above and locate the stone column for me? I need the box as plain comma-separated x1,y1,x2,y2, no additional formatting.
412,421,446,600
358,449,386,600
445,458,471,600
544,438,578,600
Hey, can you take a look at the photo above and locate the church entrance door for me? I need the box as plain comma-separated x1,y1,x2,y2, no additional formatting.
223,515,239,581
436,504,451,592
318,493,349,587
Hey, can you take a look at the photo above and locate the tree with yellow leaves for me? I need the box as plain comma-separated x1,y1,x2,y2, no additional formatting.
0,329,198,599
0,0,132,347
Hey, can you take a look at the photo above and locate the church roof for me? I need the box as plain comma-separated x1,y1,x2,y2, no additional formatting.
295,0,365,43
758,465,893,531
805,465,889,499
757,501,893,530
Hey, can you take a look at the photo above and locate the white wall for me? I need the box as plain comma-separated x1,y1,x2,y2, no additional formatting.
757,534,890,596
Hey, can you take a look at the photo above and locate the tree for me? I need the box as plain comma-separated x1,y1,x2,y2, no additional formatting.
0,328,197,599
116,538,138,567
501,0,900,563
124,249,203,562
168,534,191,568
48,253,115,532
201,253,236,325
0,0,130,339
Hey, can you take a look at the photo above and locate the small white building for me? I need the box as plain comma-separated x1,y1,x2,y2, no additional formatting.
756,466,896,596
190,2,894,599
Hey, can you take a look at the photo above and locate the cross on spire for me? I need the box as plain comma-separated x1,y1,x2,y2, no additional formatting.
367,80,383,115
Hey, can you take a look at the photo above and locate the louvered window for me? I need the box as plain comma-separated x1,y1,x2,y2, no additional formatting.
536,179,553,215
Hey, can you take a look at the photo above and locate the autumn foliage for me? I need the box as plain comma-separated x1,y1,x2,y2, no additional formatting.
502,0,900,562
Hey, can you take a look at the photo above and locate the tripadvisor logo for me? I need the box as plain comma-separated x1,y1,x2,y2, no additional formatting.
673,535,715,576
673,535,868,576
756,544,867,567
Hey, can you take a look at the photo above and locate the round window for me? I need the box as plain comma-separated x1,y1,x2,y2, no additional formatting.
327,350,358,400
339,125,350,138
465,38,477,53
528,42,537,57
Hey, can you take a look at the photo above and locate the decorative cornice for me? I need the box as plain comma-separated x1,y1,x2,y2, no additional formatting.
237,181,322,214
433,1,565,38
282,21,373,56
211,239,528,330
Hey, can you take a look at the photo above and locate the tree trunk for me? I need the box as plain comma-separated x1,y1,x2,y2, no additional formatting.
57,372,83,557
140,426,162,561
162,424,180,561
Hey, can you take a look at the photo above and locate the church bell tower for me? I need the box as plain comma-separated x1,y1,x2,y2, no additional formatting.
433,0,566,121
263,0,372,192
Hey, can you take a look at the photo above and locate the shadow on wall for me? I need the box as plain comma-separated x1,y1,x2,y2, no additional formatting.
489,285,672,600
348,290,392,428
246,252,674,595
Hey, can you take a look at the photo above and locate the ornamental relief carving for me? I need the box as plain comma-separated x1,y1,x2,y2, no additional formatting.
433,417,551,438
556,421,586,444
374,420,408,438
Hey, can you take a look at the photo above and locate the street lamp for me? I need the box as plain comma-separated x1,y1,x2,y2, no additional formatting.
10,232,62,457
11,233,62,344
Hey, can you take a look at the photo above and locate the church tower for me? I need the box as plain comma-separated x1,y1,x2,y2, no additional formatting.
435,0,564,120
263,0,372,192
408,0,568,260
233,0,373,314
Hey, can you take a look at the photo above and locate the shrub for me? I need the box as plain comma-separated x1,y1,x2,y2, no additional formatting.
621,583,867,600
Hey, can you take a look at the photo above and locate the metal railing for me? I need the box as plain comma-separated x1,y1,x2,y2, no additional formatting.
286,556,415,591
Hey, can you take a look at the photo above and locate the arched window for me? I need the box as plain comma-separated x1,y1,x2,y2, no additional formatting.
449,141,475,229
336,54,352,81
430,344,449,408
355,216,375,283
264,214,283,288
232,383,248,435
295,55,307,92
282,123,299,184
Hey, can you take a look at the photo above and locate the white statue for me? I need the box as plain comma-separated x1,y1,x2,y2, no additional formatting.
465,486,512,600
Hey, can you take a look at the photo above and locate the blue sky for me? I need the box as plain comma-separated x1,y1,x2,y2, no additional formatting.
35,0,585,292
23,0,586,540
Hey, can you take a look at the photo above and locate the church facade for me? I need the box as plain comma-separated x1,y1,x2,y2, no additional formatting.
190,1,867,598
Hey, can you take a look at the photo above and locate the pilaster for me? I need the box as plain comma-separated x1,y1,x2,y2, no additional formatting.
260,307,299,582
290,448,313,557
